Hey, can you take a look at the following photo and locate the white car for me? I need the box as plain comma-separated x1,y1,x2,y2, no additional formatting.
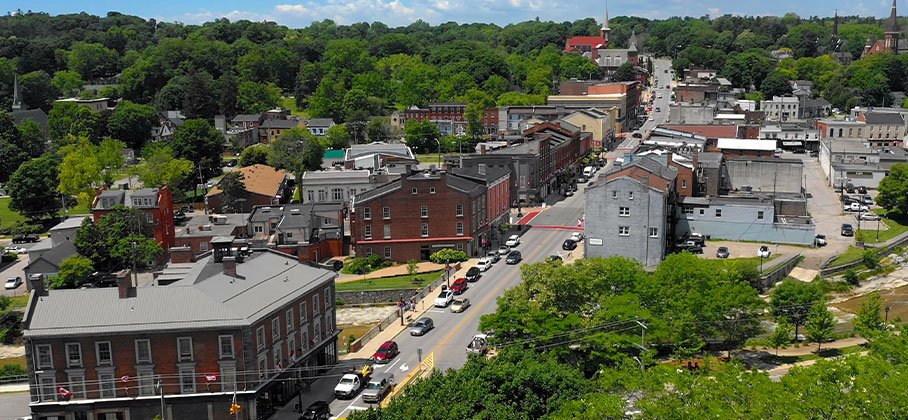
434,290,454,308
497,245,510,256
505,235,520,247
844,202,870,212
5,246,27,254
570,232,584,242
475,258,492,272
757,245,771,258
859,213,881,221
5,277,21,290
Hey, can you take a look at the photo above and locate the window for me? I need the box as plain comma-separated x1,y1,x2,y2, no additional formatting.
757,211,764,220
96,342,112,366
37,373,55,401
421,223,429,237
299,302,308,324
382,206,391,219
325,288,332,309
313,295,320,317
430,187,436,194
307,190,315,202
384,246,392,258
365,247,373,256
137,368,155,396
456,222,464,236
364,225,372,240
65,343,82,368
325,312,334,334
179,367,196,393
253,225,264,233
146,213,154,223
618,226,630,236
220,365,237,392
177,337,193,361
200,241,209,252
332,188,343,201
273,345,283,370
456,204,463,216
715,209,723,218
286,232,293,238
628,191,634,200
619,207,630,217
681,180,687,189
219,335,235,359
135,339,152,364
411,188,418,195
456,243,464,250
363,207,371,220
612,190,618,199
257,356,267,379
649,228,659,238
286,309,294,333
699,208,705,215
287,335,297,360
683,207,694,215
256,326,266,351
98,371,115,398
68,373,86,399
318,190,327,201
383,224,391,239
313,317,322,342
271,318,280,340
421,205,428,218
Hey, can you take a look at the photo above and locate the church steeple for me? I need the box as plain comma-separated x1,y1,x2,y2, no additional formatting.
887,0,901,34
600,0,611,42
11,74,21,111
885,0,900,51
833,9,839,36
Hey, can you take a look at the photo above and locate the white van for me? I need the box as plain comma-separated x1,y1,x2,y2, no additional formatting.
583,166,593,177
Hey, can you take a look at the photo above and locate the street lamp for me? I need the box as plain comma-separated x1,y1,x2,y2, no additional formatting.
445,259,451,289
433,137,442,165
885,305,892,323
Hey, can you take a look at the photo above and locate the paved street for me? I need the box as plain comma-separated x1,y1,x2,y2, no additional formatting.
639,58,673,135
0,240,34,297
0,391,30,420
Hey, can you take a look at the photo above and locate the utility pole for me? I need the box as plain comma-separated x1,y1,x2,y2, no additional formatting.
157,380,166,420
636,320,647,349
131,241,138,288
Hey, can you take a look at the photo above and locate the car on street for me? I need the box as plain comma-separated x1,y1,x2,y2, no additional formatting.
450,277,468,294
465,266,482,281
4,246,27,254
371,341,399,364
12,234,39,243
505,235,521,247
862,195,874,205
858,186,868,194
361,374,394,404
485,251,500,263
450,298,471,313
814,234,827,246
334,366,371,399
475,258,492,272
564,189,574,197
5,277,22,290
716,246,730,259
505,250,522,264
577,176,588,183
497,245,511,256
434,290,455,307
562,239,577,250
571,232,585,242
409,317,434,336
301,401,331,419
841,224,855,236
844,202,869,212
859,213,881,221
757,245,771,258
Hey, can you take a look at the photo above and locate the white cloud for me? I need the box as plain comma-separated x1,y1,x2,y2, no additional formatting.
275,4,312,14
707,7,721,15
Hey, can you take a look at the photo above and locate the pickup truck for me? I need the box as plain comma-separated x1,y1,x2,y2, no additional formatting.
466,333,491,355
361,374,394,404
334,365,373,399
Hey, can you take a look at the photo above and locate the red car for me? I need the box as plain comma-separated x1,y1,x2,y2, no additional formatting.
450,278,468,295
371,340,399,364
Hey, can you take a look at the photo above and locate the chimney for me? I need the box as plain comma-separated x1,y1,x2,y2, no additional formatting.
480,144,487,155
117,272,135,299
223,256,241,278
29,274,47,297
170,246,193,264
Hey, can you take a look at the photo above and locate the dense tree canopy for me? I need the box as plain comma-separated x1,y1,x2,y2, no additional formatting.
170,119,224,179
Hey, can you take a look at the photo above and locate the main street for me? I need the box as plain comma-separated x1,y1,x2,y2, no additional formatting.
639,57,674,135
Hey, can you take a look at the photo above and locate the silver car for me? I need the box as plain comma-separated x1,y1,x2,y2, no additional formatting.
361,374,394,404
409,317,434,336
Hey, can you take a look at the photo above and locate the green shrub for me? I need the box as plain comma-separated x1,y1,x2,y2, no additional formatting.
340,255,393,275
0,363,26,379
843,269,860,286
862,250,880,269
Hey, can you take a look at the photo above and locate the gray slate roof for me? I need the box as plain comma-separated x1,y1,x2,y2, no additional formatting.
25,240,76,270
863,112,904,125
25,251,336,337
50,217,87,231
308,118,335,128
261,119,300,129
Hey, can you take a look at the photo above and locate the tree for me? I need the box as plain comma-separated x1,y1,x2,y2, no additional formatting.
760,71,792,98
48,102,102,146
269,128,321,199
109,234,163,270
854,292,886,337
365,119,388,143
805,302,836,352
239,145,270,167
182,70,218,119
404,119,440,154
612,62,636,82
876,163,908,215
170,119,224,180
325,124,351,149
16,119,46,158
237,80,282,114
768,318,793,355
51,255,94,289
459,89,495,140
770,279,823,342
19,70,58,111
7,154,62,221
51,70,85,98
58,137,125,206
74,207,161,272
406,259,419,277
107,100,157,150
218,172,247,213
68,42,119,80
128,143,194,189
0,111,27,184
429,249,469,264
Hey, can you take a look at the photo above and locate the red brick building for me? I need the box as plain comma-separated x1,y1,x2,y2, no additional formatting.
398,103,499,136
92,186,176,250
23,245,338,420
351,170,509,261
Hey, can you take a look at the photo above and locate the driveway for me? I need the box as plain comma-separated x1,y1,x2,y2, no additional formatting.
0,240,32,297
793,153,859,268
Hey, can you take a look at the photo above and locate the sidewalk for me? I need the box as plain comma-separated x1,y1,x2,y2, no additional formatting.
0,383,29,393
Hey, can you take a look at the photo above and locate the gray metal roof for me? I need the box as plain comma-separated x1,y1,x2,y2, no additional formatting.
346,142,414,160
308,118,335,127
232,114,261,122
24,240,77,270
445,173,485,195
261,119,300,129
863,112,904,125
25,250,336,338
50,217,87,231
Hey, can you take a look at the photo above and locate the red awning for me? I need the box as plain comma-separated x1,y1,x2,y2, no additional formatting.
356,237,473,244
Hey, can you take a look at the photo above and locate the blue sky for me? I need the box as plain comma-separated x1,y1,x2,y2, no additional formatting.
5,1,902,27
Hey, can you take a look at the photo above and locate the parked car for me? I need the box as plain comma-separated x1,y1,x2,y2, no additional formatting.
859,213,881,221
497,245,511,256
677,244,703,254
564,189,574,197
450,278,468,294
685,233,705,246
862,195,874,206
361,374,394,404
12,234,39,243
505,235,521,247
548,255,563,263
845,185,856,193
434,290,455,307
571,232,585,242
5,246,27,254
301,401,331,419
844,202,869,212
814,234,827,246
716,246,730,259
450,298,471,313
858,186,868,194
505,250,522,264
371,341,399,364
5,277,21,290
562,239,578,250
841,224,855,236
757,245,771,258
485,251,501,263
409,317,434,336
475,258,492,272
465,266,482,282
335,366,372,398
577,176,588,183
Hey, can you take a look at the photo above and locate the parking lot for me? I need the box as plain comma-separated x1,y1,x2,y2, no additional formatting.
0,239,34,297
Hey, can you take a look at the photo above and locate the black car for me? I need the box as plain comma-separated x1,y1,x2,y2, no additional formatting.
841,223,855,237
505,250,522,264
300,401,331,420
12,234,39,243
562,239,578,250
677,244,703,254
857,186,868,194
465,267,481,282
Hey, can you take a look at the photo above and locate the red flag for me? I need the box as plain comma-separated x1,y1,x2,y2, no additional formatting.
205,374,218,383
120,375,130,383
58,386,73,399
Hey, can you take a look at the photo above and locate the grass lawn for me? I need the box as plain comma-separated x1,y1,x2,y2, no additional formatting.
337,323,377,353
280,97,309,118
829,246,867,267
0,355,26,370
336,270,443,292
861,209,908,244
0,197,26,230
5,293,29,310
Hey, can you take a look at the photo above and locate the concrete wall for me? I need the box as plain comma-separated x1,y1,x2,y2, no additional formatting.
725,159,803,194
669,104,715,124
676,201,815,245
585,177,668,266
833,166,888,189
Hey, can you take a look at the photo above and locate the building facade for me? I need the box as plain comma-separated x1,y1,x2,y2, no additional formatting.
92,187,176,250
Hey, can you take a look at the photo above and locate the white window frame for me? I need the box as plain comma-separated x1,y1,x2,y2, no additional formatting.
364,225,372,240
256,326,266,351
220,365,237,392
96,341,113,366
649,228,659,238
421,205,428,218
456,222,464,236
179,367,196,393
324,288,332,309
618,226,630,236
177,337,193,362
65,343,82,368
38,373,56,401
383,224,391,239
35,344,53,369
219,335,235,359
325,312,334,334
411,188,418,195
286,309,295,333
363,207,371,220
313,294,320,317
430,187,436,194
421,223,429,237
619,207,630,217
384,246,392,258
257,355,267,379
382,206,390,219
301,329,310,352
628,191,634,200
757,210,764,220
313,317,321,342
715,209,722,218
137,368,155,396
67,372,86,399
98,371,116,398
456,203,463,216
271,317,280,341
288,335,297,360
612,190,618,199
299,302,308,324
135,339,152,364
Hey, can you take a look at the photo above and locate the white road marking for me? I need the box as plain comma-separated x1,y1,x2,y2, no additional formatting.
338,395,364,418
399,363,409,371
383,358,402,373
428,309,446,313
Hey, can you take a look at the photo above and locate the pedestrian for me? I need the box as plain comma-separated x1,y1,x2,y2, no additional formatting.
410,298,416,312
